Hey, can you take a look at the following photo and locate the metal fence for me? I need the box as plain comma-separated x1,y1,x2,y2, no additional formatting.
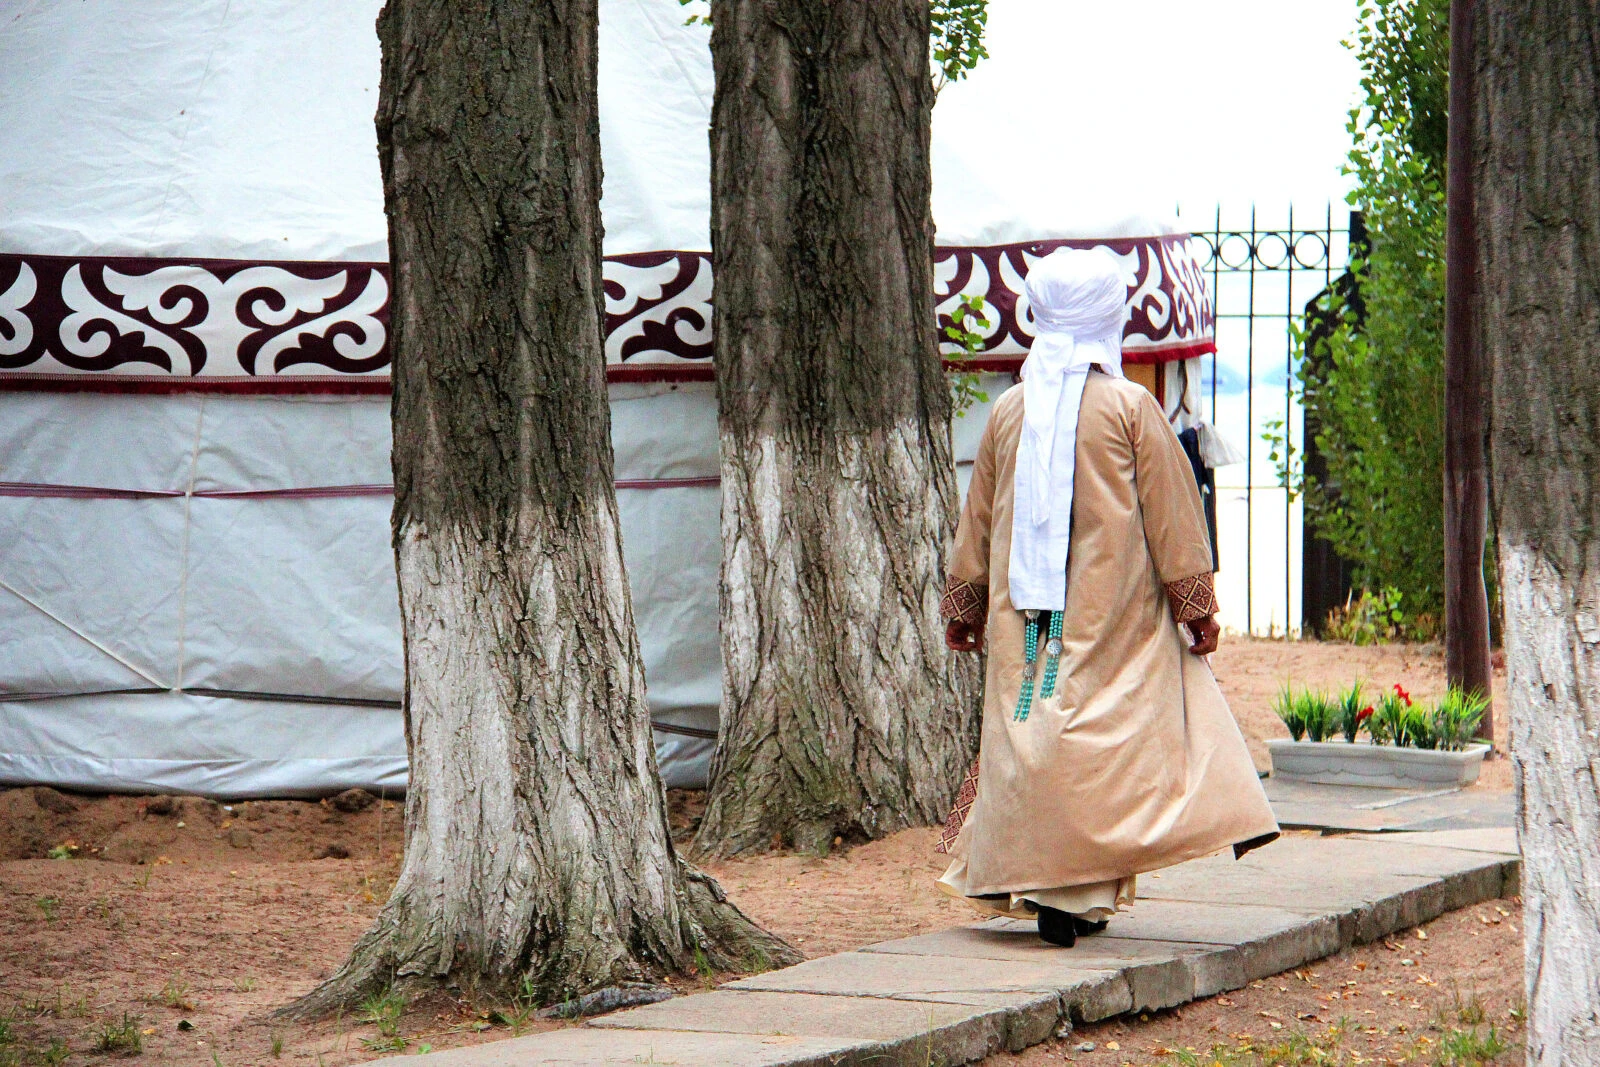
1183,206,1355,637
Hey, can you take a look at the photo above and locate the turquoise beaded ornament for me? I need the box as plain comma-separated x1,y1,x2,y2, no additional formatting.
1014,610,1040,721
1039,610,1065,699
1013,610,1066,722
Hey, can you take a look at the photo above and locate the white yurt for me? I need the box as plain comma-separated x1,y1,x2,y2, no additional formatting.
0,0,1217,797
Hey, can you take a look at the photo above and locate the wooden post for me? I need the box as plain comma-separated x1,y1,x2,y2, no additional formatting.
1442,0,1492,738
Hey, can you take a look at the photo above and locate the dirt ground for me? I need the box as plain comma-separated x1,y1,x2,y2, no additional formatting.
0,638,1515,1066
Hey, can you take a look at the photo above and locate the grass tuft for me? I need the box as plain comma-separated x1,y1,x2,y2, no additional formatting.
94,1012,143,1056
357,987,407,1052
160,977,195,1011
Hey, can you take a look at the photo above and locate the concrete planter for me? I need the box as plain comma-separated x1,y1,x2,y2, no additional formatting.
1267,739,1490,788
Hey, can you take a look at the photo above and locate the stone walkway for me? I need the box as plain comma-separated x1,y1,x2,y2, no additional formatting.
380,826,1519,1066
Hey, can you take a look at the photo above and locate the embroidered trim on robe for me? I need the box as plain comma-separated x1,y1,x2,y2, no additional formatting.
935,756,980,854
940,577,988,626
1164,572,1218,624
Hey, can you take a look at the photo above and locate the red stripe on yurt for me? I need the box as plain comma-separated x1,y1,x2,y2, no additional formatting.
0,480,713,499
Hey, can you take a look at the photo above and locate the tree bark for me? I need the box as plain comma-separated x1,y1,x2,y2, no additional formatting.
696,0,981,856
1442,0,1493,736
289,0,796,1016
1480,1,1600,1060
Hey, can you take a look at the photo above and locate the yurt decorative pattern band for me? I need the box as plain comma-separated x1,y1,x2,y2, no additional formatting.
0,238,1214,391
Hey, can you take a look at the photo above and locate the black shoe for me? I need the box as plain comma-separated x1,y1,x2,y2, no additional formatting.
1073,917,1108,937
1036,905,1077,947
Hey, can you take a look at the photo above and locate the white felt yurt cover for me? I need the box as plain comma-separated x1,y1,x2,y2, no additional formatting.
0,0,1214,796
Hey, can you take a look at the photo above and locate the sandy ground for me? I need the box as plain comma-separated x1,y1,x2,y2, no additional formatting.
0,638,1515,1065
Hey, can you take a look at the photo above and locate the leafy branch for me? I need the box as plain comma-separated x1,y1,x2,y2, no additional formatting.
941,293,992,417
678,1,990,90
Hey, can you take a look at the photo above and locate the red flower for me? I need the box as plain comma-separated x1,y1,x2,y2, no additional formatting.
1393,683,1412,706
1358,706,1374,722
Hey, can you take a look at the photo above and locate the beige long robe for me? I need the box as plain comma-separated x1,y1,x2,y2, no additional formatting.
937,371,1278,902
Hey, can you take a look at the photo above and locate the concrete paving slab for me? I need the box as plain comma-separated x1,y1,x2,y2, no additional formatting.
1265,778,1514,832
877,990,1064,1052
1252,833,1509,878
722,949,1117,1000
1258,834,1514,914
1369,827,1519,855
590,989,990,1039
1091,899,1345,982
860,924,1215,964
1134,844,1447,946
1135,846,1432,911
858,925,1227,1009
589,990,1012,1066
374,1027,860,1066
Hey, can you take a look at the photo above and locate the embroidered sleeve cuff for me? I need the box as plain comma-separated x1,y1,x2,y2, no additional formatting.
940,576,988,626
1165,572,1219,624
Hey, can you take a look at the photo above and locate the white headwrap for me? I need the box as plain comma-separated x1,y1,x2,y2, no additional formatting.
1008,248,1129,612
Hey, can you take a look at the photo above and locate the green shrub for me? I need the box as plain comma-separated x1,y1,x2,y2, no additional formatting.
1323,588,1406,644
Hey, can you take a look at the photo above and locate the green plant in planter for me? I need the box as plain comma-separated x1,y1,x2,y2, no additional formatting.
1430,686,1489,751
1364,684,1416,746
1335,682,1367,743
1273,685,1306,741
1273,686,1339,742
1406,703,1439,749
1364,682,1488,750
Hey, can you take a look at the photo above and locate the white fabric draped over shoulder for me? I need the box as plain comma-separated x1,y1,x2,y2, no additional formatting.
1008,248,1129,612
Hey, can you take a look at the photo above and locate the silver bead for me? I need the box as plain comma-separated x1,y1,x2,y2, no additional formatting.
1046,639,1063,657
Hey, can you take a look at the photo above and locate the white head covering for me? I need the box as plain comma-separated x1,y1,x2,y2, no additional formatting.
1008,248,1129,612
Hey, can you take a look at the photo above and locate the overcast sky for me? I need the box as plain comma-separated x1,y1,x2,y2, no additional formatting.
932,0,1363,229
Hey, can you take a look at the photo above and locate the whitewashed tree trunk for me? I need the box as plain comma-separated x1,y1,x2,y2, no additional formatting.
695,0,982,857
1481,2,1600,1060
289,0,796,1015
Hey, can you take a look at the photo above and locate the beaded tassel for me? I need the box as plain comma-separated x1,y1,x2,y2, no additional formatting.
1014,610,1040,722
1039,610,1065,698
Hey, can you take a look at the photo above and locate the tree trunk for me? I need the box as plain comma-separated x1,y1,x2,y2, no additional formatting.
289,0,796,1016
1442,0,1494,735
1480,2,1600,1060
696,0,981,856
